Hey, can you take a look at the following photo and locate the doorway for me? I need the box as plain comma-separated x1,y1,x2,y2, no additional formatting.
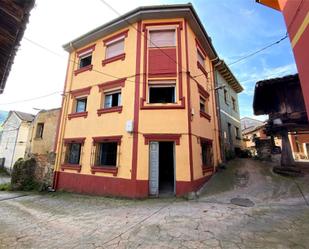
149,141,175,196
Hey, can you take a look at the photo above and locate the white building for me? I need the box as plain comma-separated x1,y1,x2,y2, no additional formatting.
0,111,34,172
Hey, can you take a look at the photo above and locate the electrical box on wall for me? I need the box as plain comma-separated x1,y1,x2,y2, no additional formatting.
126,120,134,133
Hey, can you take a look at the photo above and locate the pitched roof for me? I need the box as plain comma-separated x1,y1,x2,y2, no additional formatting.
14,111,35,122
63,3,218,60
0,0,35,94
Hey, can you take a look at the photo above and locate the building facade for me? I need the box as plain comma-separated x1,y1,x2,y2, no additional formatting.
26,108,61,186
257,0,309,119
214,60,243,160
53,4,223,197
0,111,34,172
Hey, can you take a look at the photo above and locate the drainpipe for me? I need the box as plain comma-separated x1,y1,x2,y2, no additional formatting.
213,60,225,163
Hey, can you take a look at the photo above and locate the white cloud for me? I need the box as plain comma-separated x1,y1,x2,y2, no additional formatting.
0,0,162,113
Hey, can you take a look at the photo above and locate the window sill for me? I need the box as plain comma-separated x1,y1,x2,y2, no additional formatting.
202,166,213,174
74,64,93,75
68,111,88,120
197,61,208,78
97,106,122,116
91,166,118,176
61,164,81,172
140,98,185,110
200,111,211,121
102,53,125,66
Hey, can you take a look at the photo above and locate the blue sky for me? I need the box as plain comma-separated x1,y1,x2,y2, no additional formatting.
0,0,297,121
178,0,297,120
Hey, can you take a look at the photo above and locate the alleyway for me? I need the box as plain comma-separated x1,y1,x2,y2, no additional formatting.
0,159,308,249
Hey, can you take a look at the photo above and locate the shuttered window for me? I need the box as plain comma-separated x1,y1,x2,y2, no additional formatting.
197,49,205,66
105,39,124,59
149,30,175,47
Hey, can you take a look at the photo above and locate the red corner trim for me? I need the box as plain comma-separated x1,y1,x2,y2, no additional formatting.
61,164,81,172
74,64,93,75
98,78,126,92
185,20,194,182
70,86,91,98
195,38,207,58
68,112,88,120
197,61,208,78
200,111,211,121
143,134,181,145
92,135,122,144
76,44,96,57
91,166,118,176
102,53,126,66
63,137,86,144
197,83,210,98
97,106,122,115
103,29,129,45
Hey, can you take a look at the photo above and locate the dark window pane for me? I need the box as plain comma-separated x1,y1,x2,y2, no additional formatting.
68,143,81,164
200,99,205,112
79,55,92,68
98,142,117,166
149,87,175,103
35,123,44,138
201,142,213,166
76,98,87,112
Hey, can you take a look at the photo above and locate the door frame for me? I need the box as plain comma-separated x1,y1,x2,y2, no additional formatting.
148,141,176,196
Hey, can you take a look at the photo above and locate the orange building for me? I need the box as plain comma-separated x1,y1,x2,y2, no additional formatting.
53,4,223,197
257,0,309,118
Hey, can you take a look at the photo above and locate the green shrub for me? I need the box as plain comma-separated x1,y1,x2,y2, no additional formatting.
11,158,39,191
0,183,11,191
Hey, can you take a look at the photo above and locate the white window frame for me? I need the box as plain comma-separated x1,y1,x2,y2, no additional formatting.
105,37,125,59
103,89,122,108
148,27,176,48
148,83,176,104
79,53,92,69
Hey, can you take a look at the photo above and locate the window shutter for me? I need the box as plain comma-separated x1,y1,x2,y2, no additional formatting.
106,39,124,59
149,30,175,47
117,93,122,106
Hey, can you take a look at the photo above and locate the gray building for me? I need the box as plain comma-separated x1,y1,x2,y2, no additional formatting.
214,60,243,160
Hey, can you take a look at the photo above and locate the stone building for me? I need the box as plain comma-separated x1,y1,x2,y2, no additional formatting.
26,108,61,187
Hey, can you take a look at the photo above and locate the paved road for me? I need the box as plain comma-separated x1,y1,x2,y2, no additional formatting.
0,159,308,249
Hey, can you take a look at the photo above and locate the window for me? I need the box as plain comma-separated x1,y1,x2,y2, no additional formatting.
106,39,124,59
201,141,213,167
75,98,87,113
232,97,237,111
104,91,121,108
224,89,228,104
200,97,206,113
149,30,175,47
65,143,81,165
235,126,240,139
35,123,44,138
94,142,118,167
149,85,176,103
79,54,92,68
197,49,205,66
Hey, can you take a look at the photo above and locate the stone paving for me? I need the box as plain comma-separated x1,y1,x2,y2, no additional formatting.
0,159,308,249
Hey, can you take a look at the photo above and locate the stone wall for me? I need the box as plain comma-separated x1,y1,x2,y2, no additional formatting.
30,152,55,189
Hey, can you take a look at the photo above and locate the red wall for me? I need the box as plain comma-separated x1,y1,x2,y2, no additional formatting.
282,0,309,118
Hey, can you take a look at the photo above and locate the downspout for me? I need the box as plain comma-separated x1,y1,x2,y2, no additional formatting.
52,43,76,189
212,60,225,163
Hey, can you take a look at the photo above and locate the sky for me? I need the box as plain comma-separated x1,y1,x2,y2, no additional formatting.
0,0,297,121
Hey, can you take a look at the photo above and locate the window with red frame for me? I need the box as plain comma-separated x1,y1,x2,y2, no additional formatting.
201,141,213,167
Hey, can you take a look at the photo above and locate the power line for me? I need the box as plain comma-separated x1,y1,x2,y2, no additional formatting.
0,91,62,105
